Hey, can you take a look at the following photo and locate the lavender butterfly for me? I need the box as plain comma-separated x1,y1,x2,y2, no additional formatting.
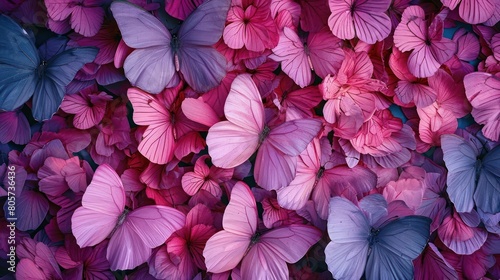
110,0,230,94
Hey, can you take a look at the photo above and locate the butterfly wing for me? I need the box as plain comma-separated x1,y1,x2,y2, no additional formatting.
326,197,371,280
107,205,186,271
128,87,175,164
32,47,97,121
204,182,255,273
207,74,264,168
240,225,321,279
177,0,230,92
71,164,125,248
365,216,431,280
111,1,175,94
441,134,479,213
270,27,312,88
0,15,39,111
475,145,500,213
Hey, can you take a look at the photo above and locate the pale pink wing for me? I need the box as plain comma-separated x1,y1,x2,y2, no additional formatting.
307,28,344,78
270,27,312,88
458,0,495,24
277,138,321,210
254,142,297,191
395,81,436,107
106,205,186,270
207,74,264,168
328,0,355,40
394,5,426,51
417,104,458,146
240,225,321,279
71,164,125,247
464,72,500,141
181,98,220,127
70,5,104,37
266,119,322,156
128,87,175,164
353,0,392,44
204,182,256,273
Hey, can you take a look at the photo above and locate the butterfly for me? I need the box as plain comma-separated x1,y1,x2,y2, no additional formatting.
327,0,391,44
441,133,500,214
270,27,344,88
203,181,321,279
0,15,97,121
110,0,229,94
71,164,186,270
325,194,431,280
206,74,322,190
393,6,456,78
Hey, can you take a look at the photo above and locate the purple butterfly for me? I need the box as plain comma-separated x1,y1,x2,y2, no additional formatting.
110,0,230,94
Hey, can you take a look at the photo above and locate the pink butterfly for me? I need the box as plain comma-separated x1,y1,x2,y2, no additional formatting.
203,181,321,279
60,85,112,130
181,155,234,198
223,0,279,52
394,6,456,78
206,74,322,190
270,27,344,88
44,0,105,37
438,209,487,255
128,83,205,164
277,137,377,219
71,164,186,270
328,0,392,44
444,29,480,81
441,0,496,24
464,72,500,141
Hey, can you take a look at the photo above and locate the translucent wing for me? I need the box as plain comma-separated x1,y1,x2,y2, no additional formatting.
71,164,125,247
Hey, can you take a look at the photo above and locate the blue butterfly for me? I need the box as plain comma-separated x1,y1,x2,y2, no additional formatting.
442,133,500,214
0,15,97,121
325,195,431,280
